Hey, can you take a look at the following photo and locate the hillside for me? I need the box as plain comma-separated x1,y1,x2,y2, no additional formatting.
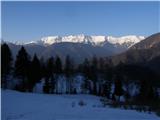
2,90,160,120
112,33,160,65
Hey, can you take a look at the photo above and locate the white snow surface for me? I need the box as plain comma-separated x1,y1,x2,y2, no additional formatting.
2,90,160,120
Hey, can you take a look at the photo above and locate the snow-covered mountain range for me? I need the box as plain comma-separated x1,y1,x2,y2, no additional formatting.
5,35,145,63
25,34,145,48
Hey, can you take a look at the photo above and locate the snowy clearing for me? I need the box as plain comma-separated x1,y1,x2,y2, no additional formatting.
1,90,160,120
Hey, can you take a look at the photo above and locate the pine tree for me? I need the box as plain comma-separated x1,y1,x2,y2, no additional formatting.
27,54,41,92
54,56,62,93
103,60,113,98
46,57,55,77
114,75,123,102
98,57,105,73
45,57,55,93
32,54,41,81
39,57,46,78
82,58,91,93
43,77,50,94
14,46,30,91
138,80,155,105
91,56,98,95
98,58,106,96
64,55,74,94
103,80,111,98
55,56,62,74
1,43,12,89
65,55,73,77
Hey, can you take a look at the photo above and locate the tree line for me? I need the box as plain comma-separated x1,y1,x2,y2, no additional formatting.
2,43,113,95
1,43,160,114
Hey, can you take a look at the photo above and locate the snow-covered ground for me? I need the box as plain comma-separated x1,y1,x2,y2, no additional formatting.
1,90,160,120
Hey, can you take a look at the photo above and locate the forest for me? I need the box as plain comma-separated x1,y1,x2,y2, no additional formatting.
1,43,160,116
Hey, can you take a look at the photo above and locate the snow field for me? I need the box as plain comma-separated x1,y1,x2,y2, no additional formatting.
2,90,160,120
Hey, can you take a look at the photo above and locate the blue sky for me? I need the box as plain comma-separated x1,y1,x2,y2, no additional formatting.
2,1,160,42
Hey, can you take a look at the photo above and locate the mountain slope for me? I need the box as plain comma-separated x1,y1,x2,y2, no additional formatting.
112,33,160,65
41,42,113,63
131,33,160,49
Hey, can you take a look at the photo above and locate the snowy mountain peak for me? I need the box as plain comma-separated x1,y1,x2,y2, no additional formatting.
39,35,145,47
107,35,145,45
41,36,61,45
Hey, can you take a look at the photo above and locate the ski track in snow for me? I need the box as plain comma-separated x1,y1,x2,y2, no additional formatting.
1,90,160,120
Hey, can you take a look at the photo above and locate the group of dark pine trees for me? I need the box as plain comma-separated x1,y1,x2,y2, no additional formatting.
1,43,160,115
1,43,115,97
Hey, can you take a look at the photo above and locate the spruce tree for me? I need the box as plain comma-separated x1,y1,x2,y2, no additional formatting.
114,75,123,102
44,57,55,94
32,54,41,81
65,55,73,77
138,80,155,105
64,55,74,93
46,57,55,77
54,56,62,93
103,80,111,98
43,77,50,94
1,43,12,89
14,46,30,91
55,56,62,74
98,57,105,73
103,61,113,98
91,56,98,95
27,54,41,92
39,57,46,78
82,58,91,94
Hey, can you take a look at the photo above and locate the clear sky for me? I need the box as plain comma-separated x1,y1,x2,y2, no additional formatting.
2,1,160,42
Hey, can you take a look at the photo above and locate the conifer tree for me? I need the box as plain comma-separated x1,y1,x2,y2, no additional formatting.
103,60,113,98
98,57,105,73
54,56,62,93
114,75,123,102
45,57,55,93
32,54,41,81
55,56,62,74
64,55,74,93
82,58,91,93
1,43,12,89
14,46,30,91
91,56,98,95
46,57,55,77
39,57,46,78
138,80,156,105
27,54,41,91
65,55,73,77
